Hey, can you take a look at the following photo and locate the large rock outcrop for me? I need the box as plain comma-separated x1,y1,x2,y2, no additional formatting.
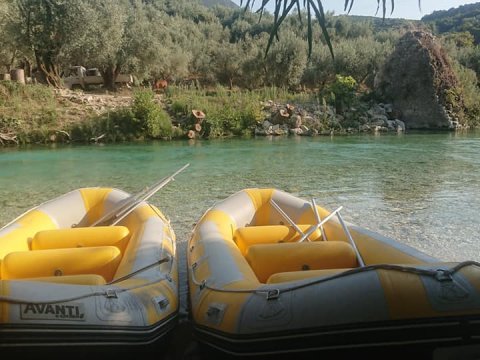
375,30,464,129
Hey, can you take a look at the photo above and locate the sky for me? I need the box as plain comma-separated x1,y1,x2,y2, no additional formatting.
232,1,480,20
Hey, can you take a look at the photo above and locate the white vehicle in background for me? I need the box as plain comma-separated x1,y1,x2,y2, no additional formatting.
62,66,133,90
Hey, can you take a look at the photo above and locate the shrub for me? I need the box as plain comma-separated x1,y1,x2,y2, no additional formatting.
322,75,358,114
131,90,173,138
167,86,264,138
69,90,173,142
452,63,480,127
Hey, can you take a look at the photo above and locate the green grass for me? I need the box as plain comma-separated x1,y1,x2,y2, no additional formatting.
166,85,316,138
0,83,322,144
0,81,61,144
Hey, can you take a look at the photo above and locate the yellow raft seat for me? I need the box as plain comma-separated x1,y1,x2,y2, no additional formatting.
233,224,322,255
1,226,129,284
245,239,357,283
31,226,130,252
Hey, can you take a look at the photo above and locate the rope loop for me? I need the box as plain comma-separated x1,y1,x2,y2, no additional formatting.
189,261,480,297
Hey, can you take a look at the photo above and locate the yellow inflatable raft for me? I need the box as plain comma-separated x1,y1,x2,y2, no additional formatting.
187,188,480,357
0,187,178,352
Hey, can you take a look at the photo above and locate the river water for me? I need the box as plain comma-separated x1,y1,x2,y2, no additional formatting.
1,131,480,313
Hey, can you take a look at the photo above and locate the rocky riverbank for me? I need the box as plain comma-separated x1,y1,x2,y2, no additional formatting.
254,100,406,137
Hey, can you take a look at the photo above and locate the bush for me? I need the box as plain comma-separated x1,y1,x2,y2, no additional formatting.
131,90,172,138
167,86,264,138
69,90,173,142
322,75,358,114
452,63,480,127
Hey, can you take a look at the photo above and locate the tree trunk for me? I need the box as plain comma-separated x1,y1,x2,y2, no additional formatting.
31,1,62,88
34,52,62,87
23,57,32,78
102,64,121,91
8,50,17,73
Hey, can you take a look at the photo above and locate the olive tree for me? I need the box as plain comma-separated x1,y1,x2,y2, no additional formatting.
264,31,307,88
13,0,91,86
0,1,19,73
240,0,418,57
240,34,269,89
211,42,244,89
75,0,129,90
333,37,394,85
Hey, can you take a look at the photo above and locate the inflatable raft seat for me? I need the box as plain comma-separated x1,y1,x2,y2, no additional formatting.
234,225,322,255
31,226,130,254
1,246,122,282
245,241,357,283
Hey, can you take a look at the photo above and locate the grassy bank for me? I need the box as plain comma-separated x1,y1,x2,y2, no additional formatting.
0,81,99,144
0,82,318,145
165,86,313,138
2,81,475,146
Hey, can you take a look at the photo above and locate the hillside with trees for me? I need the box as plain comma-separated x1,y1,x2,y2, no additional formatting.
422,3,480,43
0,0,479,144
201,0,237,9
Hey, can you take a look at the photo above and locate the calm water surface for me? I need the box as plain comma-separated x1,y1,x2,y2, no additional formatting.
1,132,480,311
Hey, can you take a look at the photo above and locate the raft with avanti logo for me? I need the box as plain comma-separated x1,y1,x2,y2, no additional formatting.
0,186,179,353
21,303,85,321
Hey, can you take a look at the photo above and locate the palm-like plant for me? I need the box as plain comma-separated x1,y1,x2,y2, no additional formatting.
240,0,422,57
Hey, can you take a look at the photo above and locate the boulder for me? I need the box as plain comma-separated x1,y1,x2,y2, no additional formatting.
395,119,406,131
262,120,272,129
368,104,387,117
371,114,388,126
375,30,465,129
293,115,302,128
271,109,290,124
385,120,397,130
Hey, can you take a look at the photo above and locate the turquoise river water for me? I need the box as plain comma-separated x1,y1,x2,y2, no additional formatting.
1,132,480,313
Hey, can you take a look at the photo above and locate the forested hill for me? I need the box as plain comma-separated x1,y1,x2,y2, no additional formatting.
346,15,416,30
201,0,238,9
421,2,480,43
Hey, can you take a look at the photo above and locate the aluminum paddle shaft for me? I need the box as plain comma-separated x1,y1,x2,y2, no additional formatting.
90,163,190,227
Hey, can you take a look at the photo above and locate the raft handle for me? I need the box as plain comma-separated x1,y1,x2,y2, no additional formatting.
106,289,118,298
435,269,453,282
266,289,280,300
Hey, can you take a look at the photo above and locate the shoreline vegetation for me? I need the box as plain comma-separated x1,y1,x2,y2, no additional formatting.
0,79,406,146
0,79,475,146
2,1,480,145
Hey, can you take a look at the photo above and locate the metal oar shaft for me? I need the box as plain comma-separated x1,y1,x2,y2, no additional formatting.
298,206,343,242
141,164,190,203
270,199,305,237
89,197,137,227
112,172,173,221
336,212,365,267
90,163,190,227
109,178,169,222
111,163,190,226
311,198,327,241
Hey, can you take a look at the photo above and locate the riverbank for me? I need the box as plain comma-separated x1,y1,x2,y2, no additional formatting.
0,80,468,146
